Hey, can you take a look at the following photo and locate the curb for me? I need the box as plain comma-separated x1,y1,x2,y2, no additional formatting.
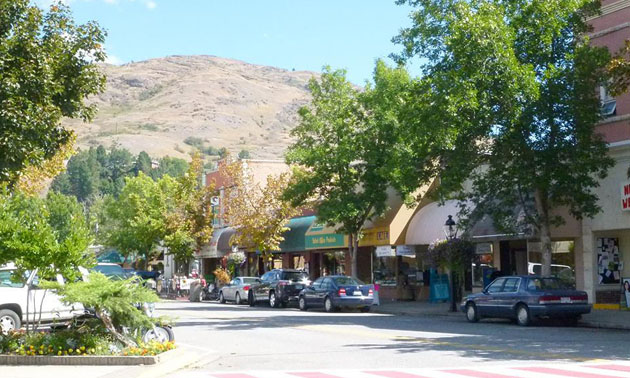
0,347,178,366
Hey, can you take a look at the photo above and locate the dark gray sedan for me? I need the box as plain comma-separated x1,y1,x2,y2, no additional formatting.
461,276,591,326
298,275,373,312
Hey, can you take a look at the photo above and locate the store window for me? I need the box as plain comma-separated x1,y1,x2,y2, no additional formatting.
322,251,345,275
293,254,305,270
528,240,576,286
373,256,396,286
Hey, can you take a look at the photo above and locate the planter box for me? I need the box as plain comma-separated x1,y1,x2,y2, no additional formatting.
0,347,179,366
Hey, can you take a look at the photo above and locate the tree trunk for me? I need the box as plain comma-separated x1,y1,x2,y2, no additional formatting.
96,308,138,348
534,189,552,277
348,233,358,278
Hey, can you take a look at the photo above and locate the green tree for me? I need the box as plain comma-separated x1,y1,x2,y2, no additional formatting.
162,153,215,261
151,156,189,180
0,190,93,281
134,151,153,176
392,0,613,276
103,173,166,268
238,149,251,160
285,66,400,277
0,1,106,186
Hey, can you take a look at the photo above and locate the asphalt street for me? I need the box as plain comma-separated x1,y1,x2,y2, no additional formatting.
159,300,630,377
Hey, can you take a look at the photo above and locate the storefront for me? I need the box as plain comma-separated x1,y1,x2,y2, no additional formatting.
199,228,231,280
278,216,316,271
304,223,349,280
360,188,423,300
582,143,630,309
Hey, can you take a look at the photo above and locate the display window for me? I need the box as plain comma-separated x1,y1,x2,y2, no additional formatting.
373,256,397,286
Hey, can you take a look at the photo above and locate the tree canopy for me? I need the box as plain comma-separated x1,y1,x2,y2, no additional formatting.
284,64,408,277
0,1,106,186
392,0,614,275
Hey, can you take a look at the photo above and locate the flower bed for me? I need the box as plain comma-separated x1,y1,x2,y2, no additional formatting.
0,329,175,357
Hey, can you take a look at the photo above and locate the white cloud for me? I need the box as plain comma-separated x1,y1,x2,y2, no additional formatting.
145,0,156,10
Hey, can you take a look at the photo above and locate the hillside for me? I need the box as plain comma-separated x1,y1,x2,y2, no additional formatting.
65,55,317,160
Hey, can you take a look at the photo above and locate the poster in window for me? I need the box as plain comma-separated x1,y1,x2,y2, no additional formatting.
597,238,621,284
623,278,630,309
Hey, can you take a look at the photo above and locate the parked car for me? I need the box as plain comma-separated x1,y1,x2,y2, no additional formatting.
461,275,591,326
219,277,261,305
248,269,310,308
298,275,373,313
93,263,128,279
0,264,85,333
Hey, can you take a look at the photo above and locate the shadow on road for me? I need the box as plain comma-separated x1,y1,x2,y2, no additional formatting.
162,301,630,363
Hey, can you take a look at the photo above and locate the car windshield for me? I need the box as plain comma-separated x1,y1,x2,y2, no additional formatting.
0,269,27,288
93,264,126,278
242,278,260,284
527,278,573,291
282,272,308,282
333,277,363,286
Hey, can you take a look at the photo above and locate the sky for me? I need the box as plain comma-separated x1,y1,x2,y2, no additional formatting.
36,0,419,85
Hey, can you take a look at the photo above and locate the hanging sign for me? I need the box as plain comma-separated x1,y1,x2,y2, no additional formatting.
396,245,415,257
375,245,395,257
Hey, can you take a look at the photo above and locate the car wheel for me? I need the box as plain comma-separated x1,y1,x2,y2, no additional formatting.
235,292,242,305
324,297,335,313
516,304,531,326
465,302,479,323
142,326,171,343
0,309,21,334
360,306,371,313
248,291,256,307
219,291,226,304
269,291,279,308
299,296,308,311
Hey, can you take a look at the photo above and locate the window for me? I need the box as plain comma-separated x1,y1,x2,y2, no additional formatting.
502,278,521,293
261,272,274,282
282,271,309,282
600,86,616,117
486,278,506,293
333,277,363,286
0,270,26,288
311,277,324,289
321,278,333,290
526,277,572,291
242,277,260,284
373,254,397,286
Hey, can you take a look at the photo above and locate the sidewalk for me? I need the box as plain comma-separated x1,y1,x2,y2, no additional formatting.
373,300,630,330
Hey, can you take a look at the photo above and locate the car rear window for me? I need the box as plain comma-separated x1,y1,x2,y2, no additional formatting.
333,277,364,286
242,277,260,284
93,264,125,277
282,272,308,282
0,270,26,288
527,278,572,291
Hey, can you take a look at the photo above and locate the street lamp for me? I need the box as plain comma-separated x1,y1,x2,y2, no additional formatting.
444,215,457,240
444,215,458,312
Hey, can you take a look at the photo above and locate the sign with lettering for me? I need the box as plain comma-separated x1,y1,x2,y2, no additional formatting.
395,245,415,256
375,245,395,257
622,182,630,211
305,234,345,249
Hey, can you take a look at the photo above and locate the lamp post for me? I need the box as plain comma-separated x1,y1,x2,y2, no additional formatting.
444,215,458,312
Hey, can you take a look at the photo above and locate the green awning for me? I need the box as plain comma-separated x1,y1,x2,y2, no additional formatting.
279,216,316,253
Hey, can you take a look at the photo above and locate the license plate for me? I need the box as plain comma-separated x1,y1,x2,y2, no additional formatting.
353,291,362,296
561,297,571,303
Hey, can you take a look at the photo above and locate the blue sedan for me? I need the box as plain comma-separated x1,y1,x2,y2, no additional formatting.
298,275,373,312
461,276,591,326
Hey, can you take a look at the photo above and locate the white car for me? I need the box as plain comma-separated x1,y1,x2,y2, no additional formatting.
0,264,85,333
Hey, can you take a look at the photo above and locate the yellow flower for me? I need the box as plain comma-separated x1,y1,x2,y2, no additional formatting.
80,346,85,351
68,348,73,353
58,351,62,356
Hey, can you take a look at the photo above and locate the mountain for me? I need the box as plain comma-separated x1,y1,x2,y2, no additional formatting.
65,55,317,160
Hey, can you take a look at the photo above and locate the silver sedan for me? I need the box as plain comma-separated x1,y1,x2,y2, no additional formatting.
219,277,261,305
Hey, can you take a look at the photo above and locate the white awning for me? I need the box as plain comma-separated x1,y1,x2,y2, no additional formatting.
405,200,461,245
